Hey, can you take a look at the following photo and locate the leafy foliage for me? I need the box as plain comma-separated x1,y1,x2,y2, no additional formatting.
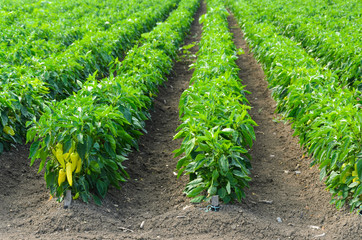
27,0,200,203
0,0,180,152
174,0,256,203
242,0,361,87
227,0,361,212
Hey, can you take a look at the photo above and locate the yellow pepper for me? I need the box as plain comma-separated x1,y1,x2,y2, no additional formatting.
75,156,82,173
56,143,63,151
66,162,73,186
70,152,79,172
55,148,65,169
58,169,66,186
63,152,71,162
3,126,15,136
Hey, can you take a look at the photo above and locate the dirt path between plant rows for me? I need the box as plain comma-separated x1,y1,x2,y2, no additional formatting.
0,1,360,239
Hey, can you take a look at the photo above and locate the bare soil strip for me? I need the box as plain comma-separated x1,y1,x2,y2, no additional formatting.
0,2,360,240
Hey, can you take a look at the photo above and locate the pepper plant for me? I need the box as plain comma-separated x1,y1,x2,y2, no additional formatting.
0,0,180,152
227,0,361,212
27,0,200,204
174,0,256,203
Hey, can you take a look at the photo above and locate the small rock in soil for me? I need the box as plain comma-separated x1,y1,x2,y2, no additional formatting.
140,221,145,229
314,233,326,238
183,205,191,210
277,217,282,223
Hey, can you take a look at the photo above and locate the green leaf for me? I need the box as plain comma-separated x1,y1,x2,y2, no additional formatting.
212,170,219,181
105,141,116,157
190,195,205,203
77,142,87,162
37,150,48,173
348,182,360,188
173,130,185,140
86,135,93,152
96,180,108,198
217,188,227,198
1,111,8,126
226,181,231,194
235,187,245,201
173,148,184,158
237,48,245,55
92,194,102,205
221,128,235,133
185,137,196,156
208,185,217,195
77,133,84,144
44,134,51,148
176,156,187,170
219,155,229,175
177,167,185,178
29,141,40,161
320,166,327,181
233,170,247,179
90,161,101,174
63,136,72,153
186,186,204,198
230,146,248,153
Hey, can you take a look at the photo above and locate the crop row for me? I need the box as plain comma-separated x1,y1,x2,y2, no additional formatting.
174,0,256,203
27,0,200,203
1,0,177,95
0,0,179,152
242,0,361,87
227,0,361,211
0,0,147,65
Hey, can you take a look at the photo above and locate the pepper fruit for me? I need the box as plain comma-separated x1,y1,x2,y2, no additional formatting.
3,126,15,136
56,143,63,151
58,169,66,186
70,152,79,172
66,162,73,186
63,152,71,162
55,148,65,169
75,156,82,173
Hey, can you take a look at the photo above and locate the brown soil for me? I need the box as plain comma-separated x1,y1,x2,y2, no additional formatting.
0,1,360,239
